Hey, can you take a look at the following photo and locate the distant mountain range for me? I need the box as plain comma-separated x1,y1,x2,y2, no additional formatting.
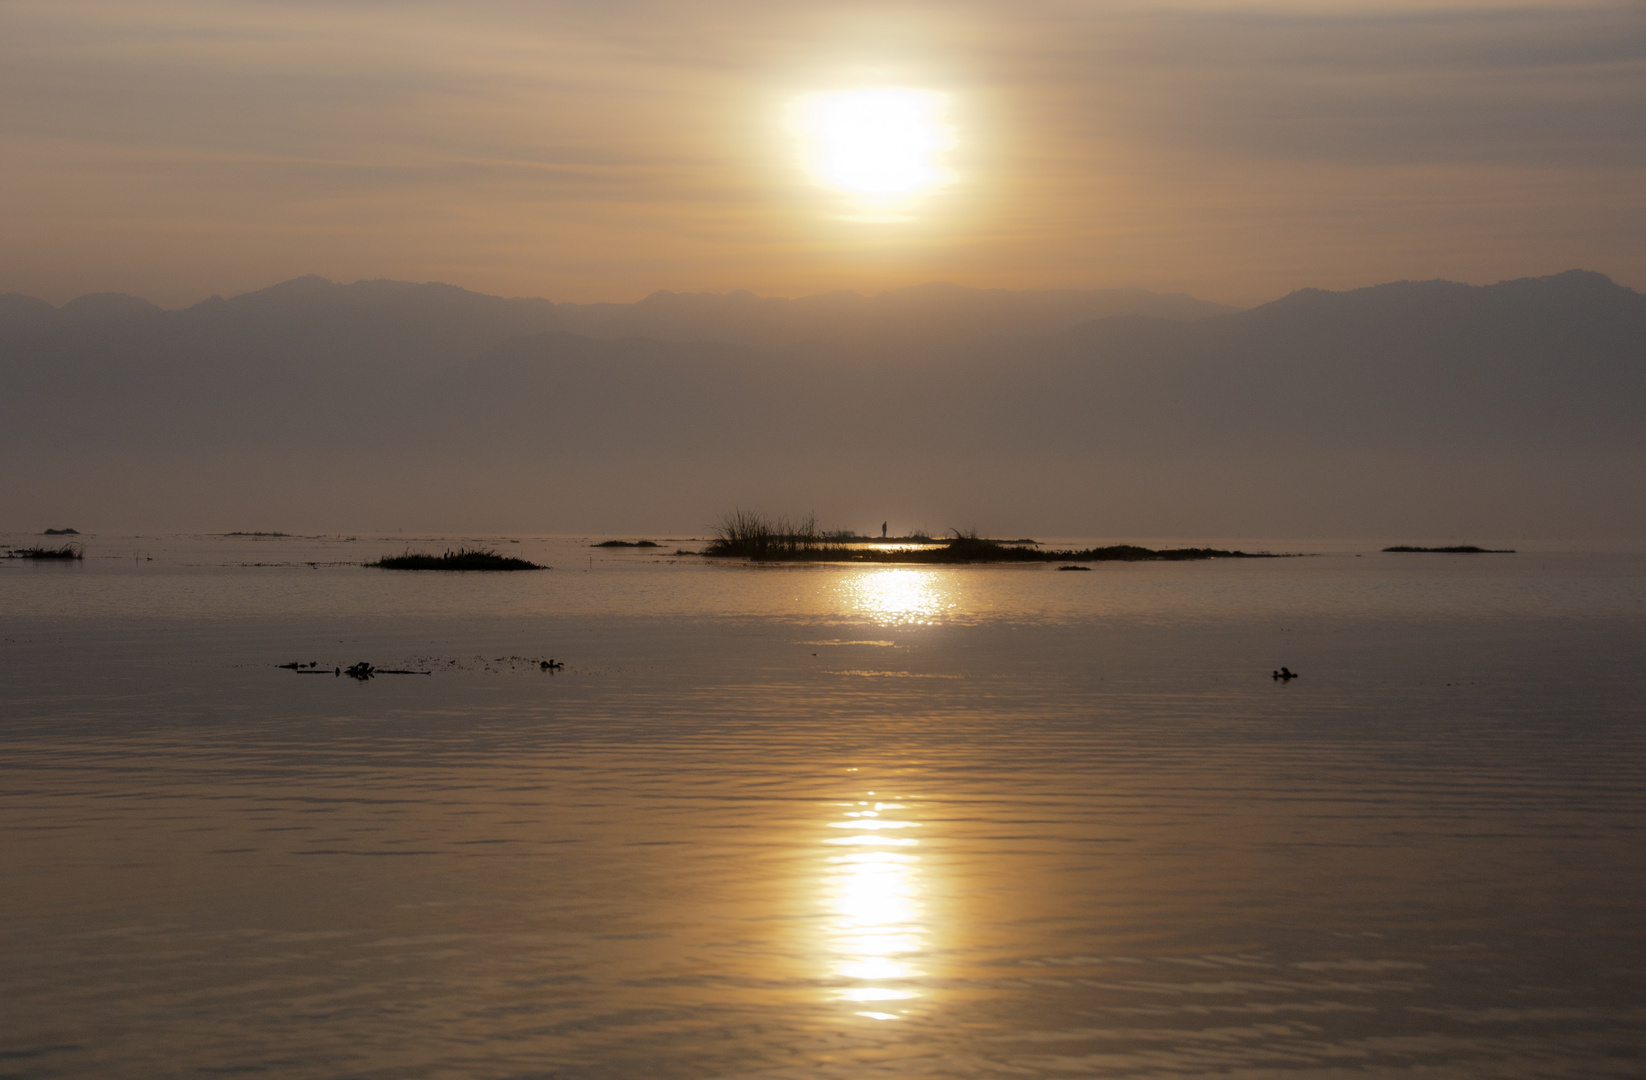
2,272,1641,537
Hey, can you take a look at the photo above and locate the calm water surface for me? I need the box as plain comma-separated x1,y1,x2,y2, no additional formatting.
2,534,1643,1078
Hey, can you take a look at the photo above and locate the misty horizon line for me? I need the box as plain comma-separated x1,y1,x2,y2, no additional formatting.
9,268,1637,317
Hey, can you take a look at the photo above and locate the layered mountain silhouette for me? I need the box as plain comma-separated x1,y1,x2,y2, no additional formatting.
2,271,1641,536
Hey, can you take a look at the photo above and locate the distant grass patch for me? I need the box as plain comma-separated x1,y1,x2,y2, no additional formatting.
7,543,83,560
1383,545,1515,554
372,547,544,571
225,531,289,537
888,539,1276,564
702,512,1278,563
593,539,659,548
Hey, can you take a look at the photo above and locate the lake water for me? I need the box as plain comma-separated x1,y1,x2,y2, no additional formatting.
3,533,1643,1079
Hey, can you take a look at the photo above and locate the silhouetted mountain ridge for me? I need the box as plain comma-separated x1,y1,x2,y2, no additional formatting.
1023,270,1646,452
1,270,1641,536
547,281,1234,351
0,276,1238,392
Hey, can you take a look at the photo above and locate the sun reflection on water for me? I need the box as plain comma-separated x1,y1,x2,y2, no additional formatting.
823,798,926,1019
840,569,952,625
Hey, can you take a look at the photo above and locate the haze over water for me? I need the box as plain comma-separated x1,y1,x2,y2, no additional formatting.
4,534,1642,1078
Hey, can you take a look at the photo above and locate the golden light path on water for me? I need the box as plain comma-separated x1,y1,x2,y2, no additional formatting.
838,567,954,626
816,569,948,1016
824,796,926,1020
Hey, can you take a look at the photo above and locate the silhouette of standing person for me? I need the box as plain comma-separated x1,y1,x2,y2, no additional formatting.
881,522,888,538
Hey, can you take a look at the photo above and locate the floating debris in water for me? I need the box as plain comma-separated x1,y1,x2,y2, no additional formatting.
277,656,552,678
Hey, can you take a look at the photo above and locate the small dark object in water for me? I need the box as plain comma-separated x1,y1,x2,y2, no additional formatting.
593,540,660,548
278,662,301,670
340,661,429,678
540,659,564,671
43,528,79,535
1383,545,1515,554
1056,565,1091,572
1273,667,1299,681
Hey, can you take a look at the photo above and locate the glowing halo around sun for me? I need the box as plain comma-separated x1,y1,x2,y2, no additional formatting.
789,87,957,221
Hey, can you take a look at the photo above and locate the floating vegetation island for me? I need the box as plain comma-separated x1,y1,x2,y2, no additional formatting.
1383,545,1516,554
372,547,545,571
702,512,1278,564
6,543,83,560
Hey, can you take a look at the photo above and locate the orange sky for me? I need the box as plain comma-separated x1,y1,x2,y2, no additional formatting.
2,0,1642,308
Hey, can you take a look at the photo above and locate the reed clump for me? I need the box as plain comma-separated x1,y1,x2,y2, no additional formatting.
6,543,83,560
372,547,544,571
705,509,824,559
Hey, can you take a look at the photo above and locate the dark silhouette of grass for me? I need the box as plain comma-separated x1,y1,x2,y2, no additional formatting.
372,547,544,571
43,528,78,535
225,531,289,537
7,543,83,560
702,514,1276,563
593,539,660,548
1383,545,1515,553
705,509,823,559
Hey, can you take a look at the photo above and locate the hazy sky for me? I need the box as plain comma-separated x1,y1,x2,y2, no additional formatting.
2,0,1642,307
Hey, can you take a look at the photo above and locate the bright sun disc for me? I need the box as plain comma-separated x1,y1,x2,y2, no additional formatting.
791,87,955,213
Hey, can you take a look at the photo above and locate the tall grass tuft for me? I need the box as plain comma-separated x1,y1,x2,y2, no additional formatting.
705,509,821,559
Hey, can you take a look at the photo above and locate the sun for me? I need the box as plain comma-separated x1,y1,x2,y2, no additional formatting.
790,87,956,219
